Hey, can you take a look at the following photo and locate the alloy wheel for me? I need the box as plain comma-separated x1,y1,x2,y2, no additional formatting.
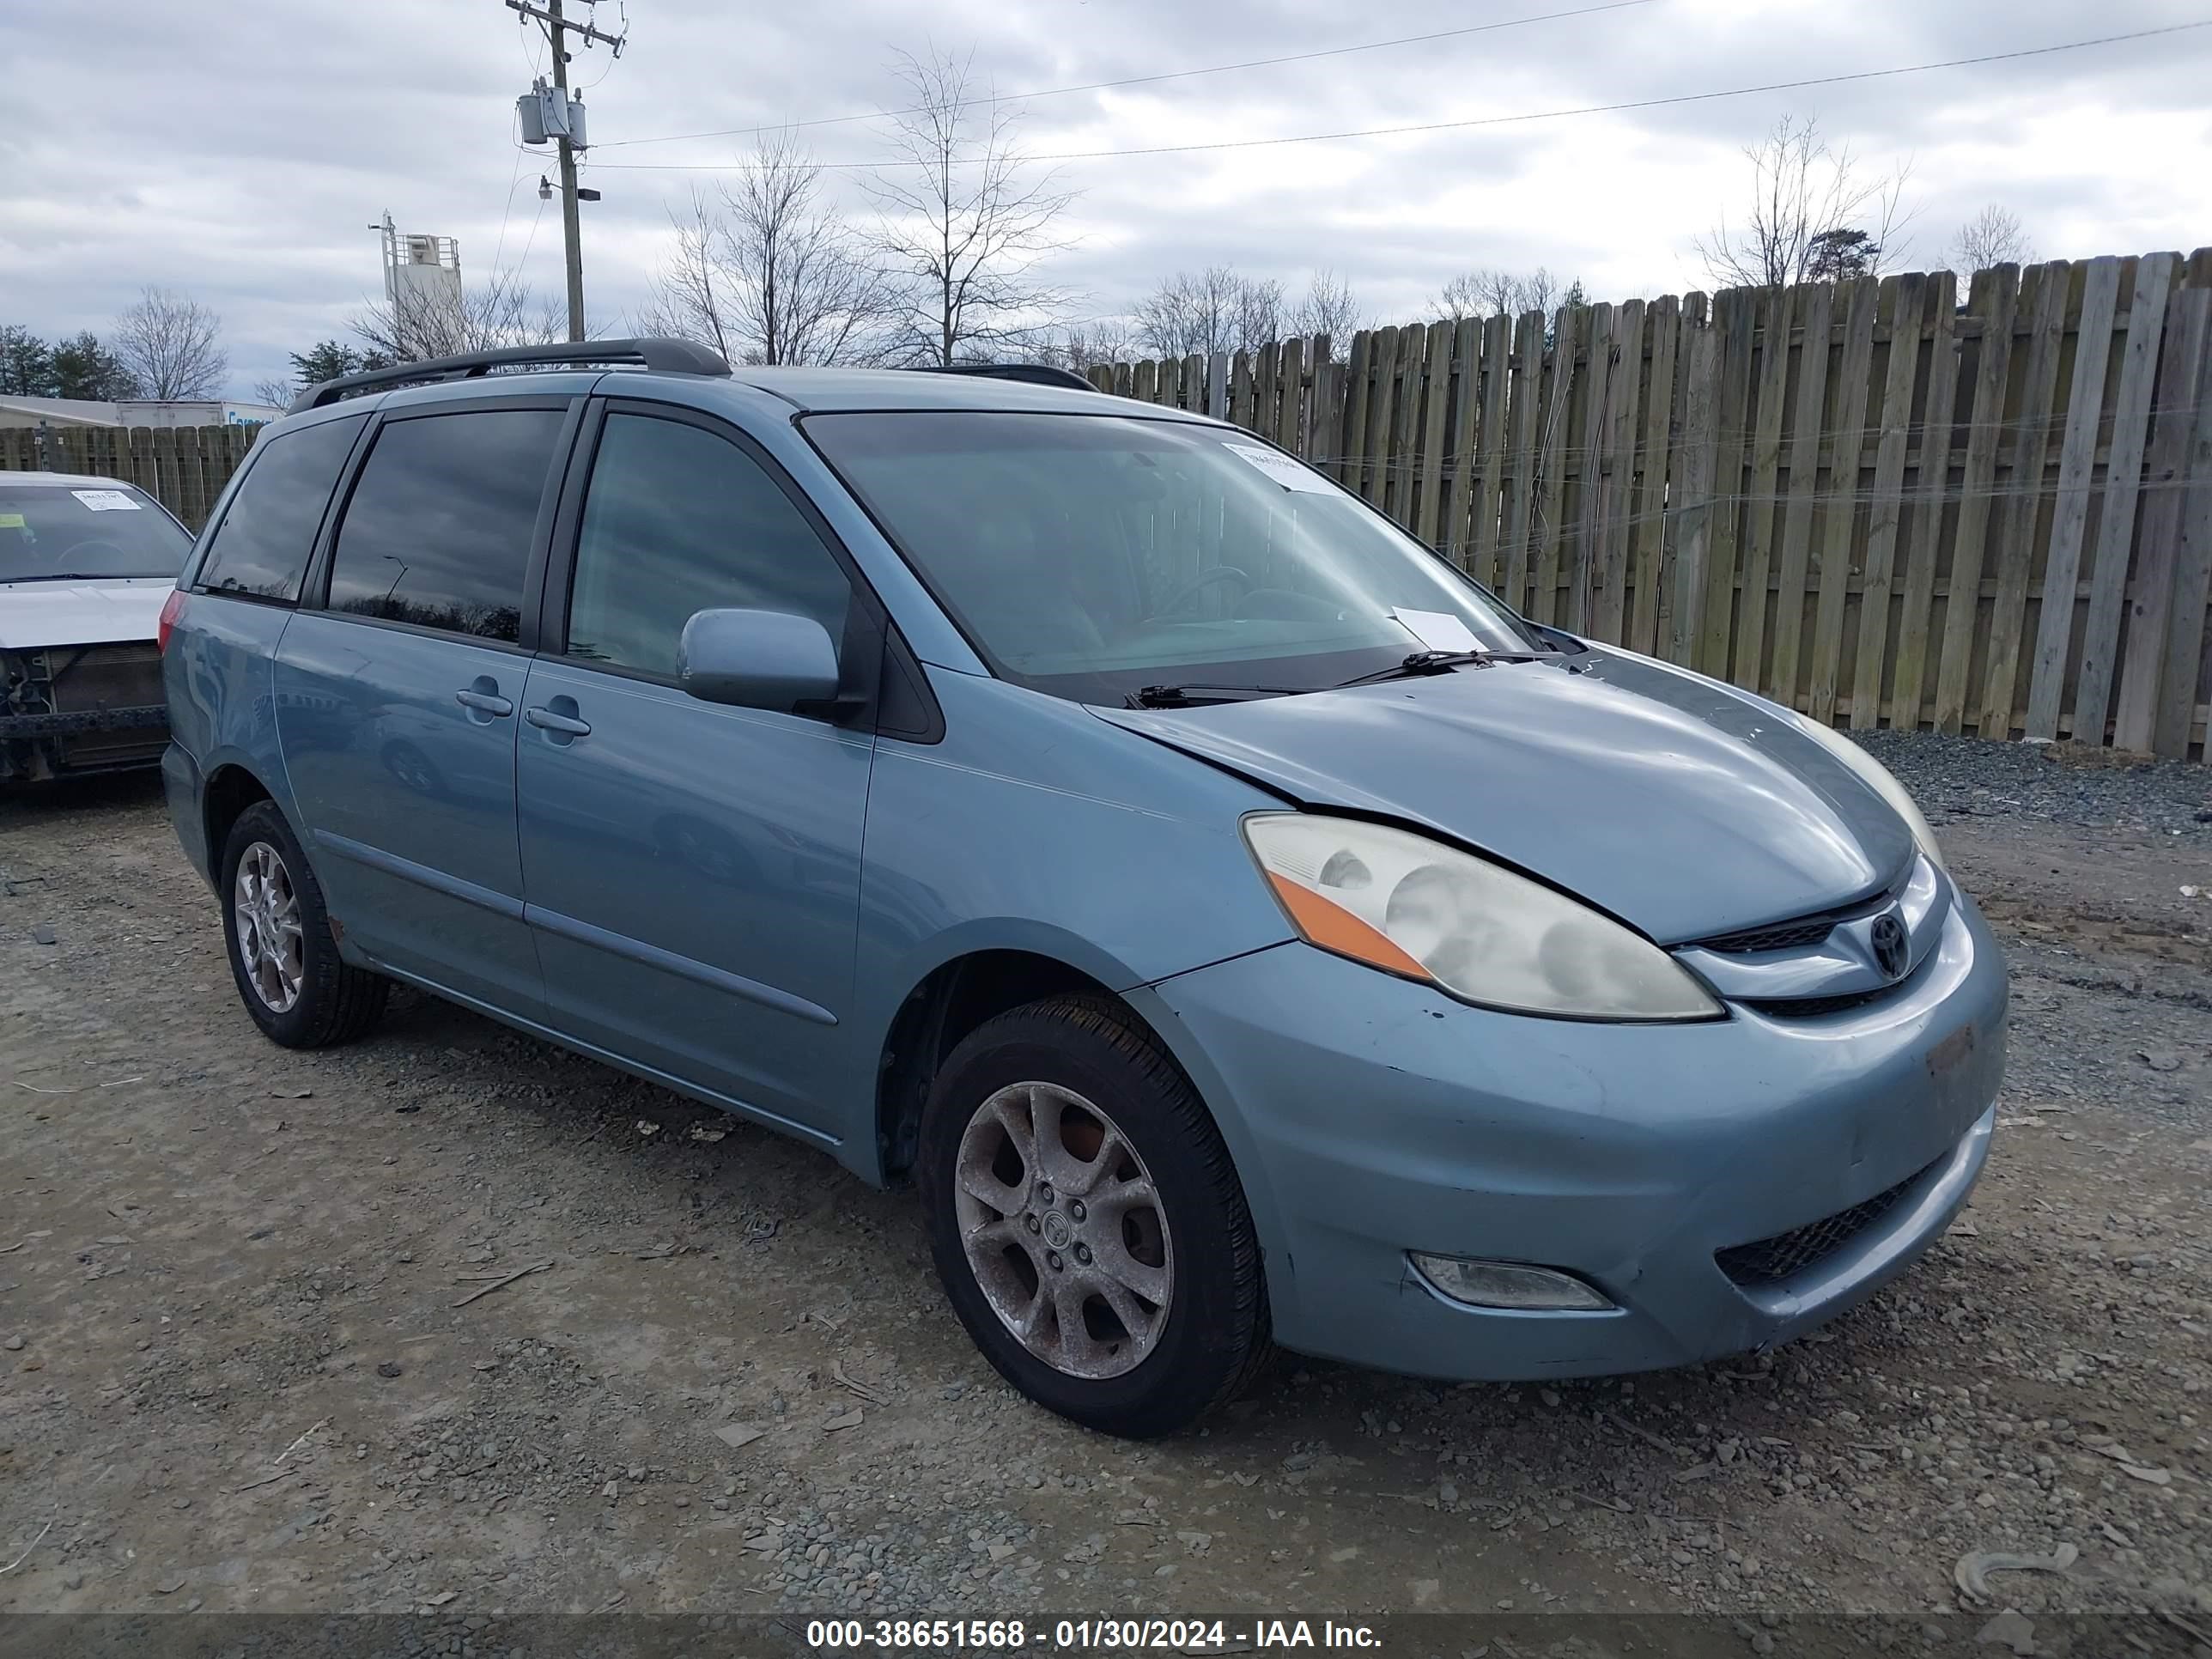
233,841,306,1013
952,1081,1174,1380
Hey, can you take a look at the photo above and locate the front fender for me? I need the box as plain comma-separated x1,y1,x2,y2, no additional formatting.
842,671,1297,1178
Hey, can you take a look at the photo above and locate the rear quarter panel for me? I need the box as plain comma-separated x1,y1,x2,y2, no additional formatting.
161,595,297,878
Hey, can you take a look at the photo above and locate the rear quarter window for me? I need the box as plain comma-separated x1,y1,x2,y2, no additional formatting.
195,415,366,602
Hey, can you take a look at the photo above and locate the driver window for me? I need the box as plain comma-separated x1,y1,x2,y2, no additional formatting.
567,413,853,678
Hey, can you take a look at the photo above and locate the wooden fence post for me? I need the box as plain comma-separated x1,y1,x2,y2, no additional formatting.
1933,265,2020,734
1852,272,1928,729
1629,295,1678,655
1672,304,1723,665
1500,312,1544,617
1893,271,1961,732
1771,282,1836,713
1808,276,1879,727
1592,298,1644,644
2025,257,2122,740
1978,263,2072,738
2115,284,2212,753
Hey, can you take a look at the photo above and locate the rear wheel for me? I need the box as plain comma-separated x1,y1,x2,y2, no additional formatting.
920,994,1271,1437
220,800,388,1048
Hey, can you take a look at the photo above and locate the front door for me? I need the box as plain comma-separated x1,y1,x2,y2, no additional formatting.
516,405,874,1139
276,403,570,1018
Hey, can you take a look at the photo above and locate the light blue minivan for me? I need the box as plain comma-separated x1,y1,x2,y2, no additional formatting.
162,341,2005,1437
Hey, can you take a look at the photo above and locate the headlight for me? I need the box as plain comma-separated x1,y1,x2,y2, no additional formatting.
1789,719,1944,871
1241,815,1722,1021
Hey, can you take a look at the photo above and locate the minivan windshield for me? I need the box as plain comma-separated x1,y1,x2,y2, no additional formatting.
805,411,1540,704
0,484,191,583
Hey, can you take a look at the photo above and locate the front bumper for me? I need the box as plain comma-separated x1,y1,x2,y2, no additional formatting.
0,704,169,738
0,703,171,779
1140,883,2007,1381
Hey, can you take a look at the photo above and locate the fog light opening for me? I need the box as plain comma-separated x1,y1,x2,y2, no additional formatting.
1409,1254,1614,1311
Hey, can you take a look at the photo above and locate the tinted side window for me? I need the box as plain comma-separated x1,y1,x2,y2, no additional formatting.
325,409,563,643
196,415,364,601
566,413,852,678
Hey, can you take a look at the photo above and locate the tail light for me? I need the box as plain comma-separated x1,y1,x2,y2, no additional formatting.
157,587,187,653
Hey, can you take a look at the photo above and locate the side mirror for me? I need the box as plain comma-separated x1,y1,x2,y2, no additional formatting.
678,608,842,714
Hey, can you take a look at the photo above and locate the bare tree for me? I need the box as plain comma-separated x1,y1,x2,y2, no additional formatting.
113,287,228,400
1135,266,1285,358
865,48,1080,366
349,268,567,364
1044,319,1139,377
251,376,295,410
1436,266,1562,322
637,131,902,366
1697,116,1913,290
632,191,736,361
1286,268,1367,343
1949,204,2035,274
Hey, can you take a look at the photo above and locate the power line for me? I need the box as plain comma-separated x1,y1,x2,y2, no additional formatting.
515,189,550,273
595,0,1657,151
591,21,2212,173
489,112,532,281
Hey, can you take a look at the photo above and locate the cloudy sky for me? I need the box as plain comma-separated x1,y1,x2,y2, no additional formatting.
5,0,2211,399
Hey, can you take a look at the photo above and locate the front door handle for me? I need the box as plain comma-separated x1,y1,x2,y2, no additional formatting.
455,679,514,719
524,703,592,738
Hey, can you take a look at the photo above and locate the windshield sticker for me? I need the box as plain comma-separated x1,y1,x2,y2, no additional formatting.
0,513,24,530
71,489,142,512
1221,441,1331,494
1391,607,1482,653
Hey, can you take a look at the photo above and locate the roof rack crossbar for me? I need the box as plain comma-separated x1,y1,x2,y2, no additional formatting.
910,363,1099,392
289,337,732,413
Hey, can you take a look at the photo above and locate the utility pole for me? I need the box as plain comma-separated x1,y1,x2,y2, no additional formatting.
507,0,623,342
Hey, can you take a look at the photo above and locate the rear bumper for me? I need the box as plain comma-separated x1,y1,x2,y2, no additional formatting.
162,741,214,887
1141,884,2008,1381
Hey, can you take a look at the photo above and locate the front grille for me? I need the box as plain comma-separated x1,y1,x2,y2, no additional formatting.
1697,916,1837,955
1745,987,1893,1018
1716,1158,1937,1286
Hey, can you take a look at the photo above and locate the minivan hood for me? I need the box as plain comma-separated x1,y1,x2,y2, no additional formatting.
1093,649,1916,945
0,578,173,650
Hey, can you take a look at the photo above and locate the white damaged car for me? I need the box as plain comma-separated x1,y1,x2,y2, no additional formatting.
1,471,193,781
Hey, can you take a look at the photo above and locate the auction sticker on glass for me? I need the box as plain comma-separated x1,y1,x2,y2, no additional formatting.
71,489,143,511
1221,441,1332,492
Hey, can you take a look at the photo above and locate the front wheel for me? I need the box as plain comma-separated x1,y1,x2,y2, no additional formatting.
920,994,1271,1437
220,800,389,1048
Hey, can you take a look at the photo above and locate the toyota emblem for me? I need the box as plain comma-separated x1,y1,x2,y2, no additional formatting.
1870,912,1909,980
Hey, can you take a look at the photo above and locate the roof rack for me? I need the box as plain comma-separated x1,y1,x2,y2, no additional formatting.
289,337,732,413
912,363,1099,392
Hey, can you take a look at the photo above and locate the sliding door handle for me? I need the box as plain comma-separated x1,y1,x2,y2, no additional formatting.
524,705,592,738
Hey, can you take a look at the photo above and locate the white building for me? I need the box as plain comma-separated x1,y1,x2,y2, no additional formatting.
0,396,280,430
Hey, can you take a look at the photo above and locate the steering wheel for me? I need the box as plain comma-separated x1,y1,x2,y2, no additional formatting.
54,538,130,568
1153,564,1255,618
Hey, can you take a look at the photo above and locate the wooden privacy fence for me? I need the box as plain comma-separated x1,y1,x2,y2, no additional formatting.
1089,253,2212,762
0,422,259,532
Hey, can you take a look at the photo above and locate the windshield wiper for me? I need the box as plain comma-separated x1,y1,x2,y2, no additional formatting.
1127,683,1304,708
1328,647,1553,690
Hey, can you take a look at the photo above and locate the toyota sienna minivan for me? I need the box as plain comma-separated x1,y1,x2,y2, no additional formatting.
161,339,2005,1437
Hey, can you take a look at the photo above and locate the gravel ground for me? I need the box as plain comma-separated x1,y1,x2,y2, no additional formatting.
0,735,2206,1646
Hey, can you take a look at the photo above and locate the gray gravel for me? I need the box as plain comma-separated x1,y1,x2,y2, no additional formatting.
1856,731,2212,839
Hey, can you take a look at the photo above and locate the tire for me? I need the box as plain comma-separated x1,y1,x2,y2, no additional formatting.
920,994,1271,1437
219,799,389,1048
